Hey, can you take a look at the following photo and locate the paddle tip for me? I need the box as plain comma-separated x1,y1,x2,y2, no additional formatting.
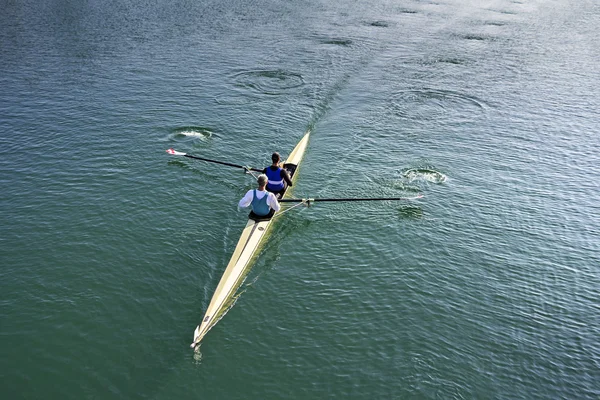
166,148,186,156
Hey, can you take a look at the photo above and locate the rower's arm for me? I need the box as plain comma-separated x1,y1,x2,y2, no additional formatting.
281,169,293,187
238,190,253,208
267,193,281,212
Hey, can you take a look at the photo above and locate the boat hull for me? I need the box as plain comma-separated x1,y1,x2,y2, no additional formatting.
191,130,310,347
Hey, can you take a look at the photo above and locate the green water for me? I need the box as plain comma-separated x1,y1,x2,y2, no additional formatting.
1,0,599,398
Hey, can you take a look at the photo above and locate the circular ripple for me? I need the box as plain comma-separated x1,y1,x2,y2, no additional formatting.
390,89,487,122
318,37,353,47
368,20,390,27
459,33,498,41
483,20,507,26
416,56,468,66
213,92,253,105
231,69,304,95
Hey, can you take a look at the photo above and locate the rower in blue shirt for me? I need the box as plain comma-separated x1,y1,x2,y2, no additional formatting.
263,152,293,198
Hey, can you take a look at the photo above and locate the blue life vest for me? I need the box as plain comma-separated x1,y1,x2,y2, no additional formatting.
265,167,285,191
251,190,271,216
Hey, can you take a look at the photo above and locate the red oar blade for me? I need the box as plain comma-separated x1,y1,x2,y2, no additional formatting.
166,148,187,156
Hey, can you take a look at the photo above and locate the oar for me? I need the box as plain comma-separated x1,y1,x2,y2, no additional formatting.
166,149,264,173
280,194,423,204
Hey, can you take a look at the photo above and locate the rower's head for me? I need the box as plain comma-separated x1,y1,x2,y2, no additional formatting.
257,174,268,189
271,152,280,164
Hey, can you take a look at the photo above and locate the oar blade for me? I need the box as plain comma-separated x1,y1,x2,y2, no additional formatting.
166,148,187,156
167,149,186,156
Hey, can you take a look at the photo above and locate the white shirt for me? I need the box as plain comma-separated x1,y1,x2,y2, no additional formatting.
238,189,281,212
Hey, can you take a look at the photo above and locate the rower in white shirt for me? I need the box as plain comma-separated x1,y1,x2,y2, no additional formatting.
238,174,281,219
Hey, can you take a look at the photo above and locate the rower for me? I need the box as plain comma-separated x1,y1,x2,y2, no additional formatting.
263,152,292,199
238,174,281,219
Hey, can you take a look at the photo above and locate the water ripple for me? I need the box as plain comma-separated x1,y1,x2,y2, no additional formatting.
311,34,354,47
389,88,488,123
230,69,305,95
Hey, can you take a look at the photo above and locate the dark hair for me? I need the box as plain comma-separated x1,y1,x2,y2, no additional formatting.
271,152,280,163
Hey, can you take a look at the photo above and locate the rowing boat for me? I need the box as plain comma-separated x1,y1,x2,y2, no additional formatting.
190,129,311,348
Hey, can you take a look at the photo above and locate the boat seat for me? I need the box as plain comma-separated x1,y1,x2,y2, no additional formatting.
248,210,275,222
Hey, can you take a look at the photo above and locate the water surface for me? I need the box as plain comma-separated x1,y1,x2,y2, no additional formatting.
1,0,599,398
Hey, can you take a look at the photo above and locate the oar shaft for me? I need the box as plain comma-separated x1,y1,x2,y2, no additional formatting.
314,197,418,202
182,154,263,172
279,195,422,203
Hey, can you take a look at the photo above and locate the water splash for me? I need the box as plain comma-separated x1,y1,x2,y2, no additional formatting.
403,168,447,184
173,127,213,141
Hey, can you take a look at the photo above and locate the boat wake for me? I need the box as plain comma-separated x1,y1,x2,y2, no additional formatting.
192,345,203,362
